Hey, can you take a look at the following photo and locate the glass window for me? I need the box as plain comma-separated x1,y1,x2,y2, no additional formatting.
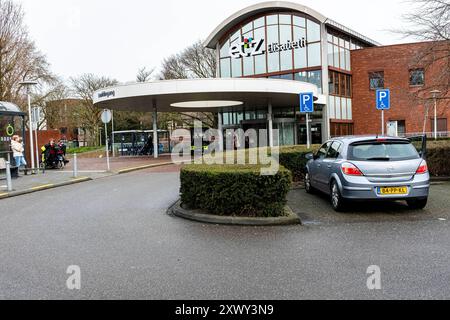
267,14,278,25
346,76,352,97
326,141,342,159
307,20,321,42
293,15,306,27
245,110,256,120
242,22,253,34
220,41,230,58
345,49,351,71
329,72,335,95
317,142,332,159
293,26,307,69
410,69,424,86
341,97,347,120
254,27,266,74
339,47,345,70
339,73,346,96
307,42,321,67
267,25,280,72
336,96,341,119
329,96,336,119
347,99,352,120
333,45,339,69
230,30,240,43
254,17,265,29
280,25,293,70
309,70,322,93
231,55,242,78
295,71,308,82
279,73,293,80
243,55,254,76
279,14,291,24
369,71,384,90
348,142,420,161
327,43,334,67
220,58,231,78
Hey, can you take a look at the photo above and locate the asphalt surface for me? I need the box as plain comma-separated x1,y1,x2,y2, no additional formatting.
0,165,449,300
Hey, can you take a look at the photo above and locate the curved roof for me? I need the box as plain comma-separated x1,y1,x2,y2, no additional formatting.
205,1,326,49
93,78,320,112
0,101,23,113
204,1,380,49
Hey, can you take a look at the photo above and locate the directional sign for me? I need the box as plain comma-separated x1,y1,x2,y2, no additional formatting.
101,109,112,124
376,89,390,110
300,93,314,113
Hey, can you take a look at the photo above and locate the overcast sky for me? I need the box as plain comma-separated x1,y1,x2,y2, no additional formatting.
17,0,415,83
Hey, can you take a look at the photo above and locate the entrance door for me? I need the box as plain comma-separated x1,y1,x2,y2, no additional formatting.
298,123,322,145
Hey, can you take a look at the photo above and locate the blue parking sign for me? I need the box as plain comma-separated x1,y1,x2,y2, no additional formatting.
300,93,314,113
376,89,390,110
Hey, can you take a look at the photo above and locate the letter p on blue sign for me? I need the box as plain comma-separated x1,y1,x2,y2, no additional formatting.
376,89,390,110
300,93,314,113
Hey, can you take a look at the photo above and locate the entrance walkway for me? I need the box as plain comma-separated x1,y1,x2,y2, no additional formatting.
0,154,175,198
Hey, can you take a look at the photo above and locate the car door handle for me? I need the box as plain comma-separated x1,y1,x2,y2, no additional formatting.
317,164,321,168
327,165,332,169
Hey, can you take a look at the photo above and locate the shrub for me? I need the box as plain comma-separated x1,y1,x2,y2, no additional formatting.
278,145,320,181
427,141,450,177
180,164,292,217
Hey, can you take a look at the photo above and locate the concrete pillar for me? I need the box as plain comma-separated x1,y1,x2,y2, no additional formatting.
218,112,224,151
153,106,158,159
268,100,273,148
320,22,331,142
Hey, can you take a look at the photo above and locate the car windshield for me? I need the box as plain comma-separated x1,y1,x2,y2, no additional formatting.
348,141,420,161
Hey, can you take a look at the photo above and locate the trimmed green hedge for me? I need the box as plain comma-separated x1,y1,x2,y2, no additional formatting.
278,145,320,181
180,165,292,217
427,141,450,177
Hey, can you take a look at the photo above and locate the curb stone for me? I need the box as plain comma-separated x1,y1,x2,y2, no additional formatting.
0,177,92,200
169,200,302,226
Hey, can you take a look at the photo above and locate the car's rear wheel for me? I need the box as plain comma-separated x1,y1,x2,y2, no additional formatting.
331,180,347,212
407,198,428,210
305,172,314,194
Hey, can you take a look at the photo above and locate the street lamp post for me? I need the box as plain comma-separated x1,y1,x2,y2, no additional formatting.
19,81,38,173
430,90,441,141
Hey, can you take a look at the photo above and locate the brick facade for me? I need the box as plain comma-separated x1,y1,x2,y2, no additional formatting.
351,41,450,136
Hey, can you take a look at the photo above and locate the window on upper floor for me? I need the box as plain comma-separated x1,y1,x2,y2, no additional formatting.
369,71,384,90
409,69,425,86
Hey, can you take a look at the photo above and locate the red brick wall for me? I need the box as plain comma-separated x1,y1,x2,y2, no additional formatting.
24,130,62,165
351,41,450,135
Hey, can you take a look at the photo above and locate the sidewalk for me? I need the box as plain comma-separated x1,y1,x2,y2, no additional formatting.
0,155,175,199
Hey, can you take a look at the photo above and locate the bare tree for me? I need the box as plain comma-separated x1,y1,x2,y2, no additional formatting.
396,0,450,100
70,74,118,146
0,0,54,107
136,67,155,83
160,40,218,127
399,0,449,41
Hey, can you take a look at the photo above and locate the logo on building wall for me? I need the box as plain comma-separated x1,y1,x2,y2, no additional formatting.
98,90,115,99
268,38,306,53
6,124,14,137
229,37,265,59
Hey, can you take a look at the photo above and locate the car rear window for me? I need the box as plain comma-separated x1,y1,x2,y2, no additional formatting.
348,141,420,161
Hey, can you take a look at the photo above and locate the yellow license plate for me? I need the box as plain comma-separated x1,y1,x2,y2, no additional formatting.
378,187,408,195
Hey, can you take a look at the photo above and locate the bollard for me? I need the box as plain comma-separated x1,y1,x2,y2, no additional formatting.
5,161,13,192
73,153,78,178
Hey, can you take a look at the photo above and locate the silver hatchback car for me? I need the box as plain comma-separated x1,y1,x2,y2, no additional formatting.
305,136,430,211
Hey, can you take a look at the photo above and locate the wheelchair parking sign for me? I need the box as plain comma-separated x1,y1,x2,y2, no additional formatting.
376,89,390,110
300,93,314,113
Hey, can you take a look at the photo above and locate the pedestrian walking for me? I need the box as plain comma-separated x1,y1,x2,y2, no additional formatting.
11,135,27,172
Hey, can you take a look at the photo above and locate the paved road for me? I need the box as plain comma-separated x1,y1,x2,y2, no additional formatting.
0,165,449,299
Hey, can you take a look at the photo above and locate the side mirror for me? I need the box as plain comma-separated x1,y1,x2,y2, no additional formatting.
305,153,314,161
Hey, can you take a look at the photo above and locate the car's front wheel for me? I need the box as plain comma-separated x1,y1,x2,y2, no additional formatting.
330,180,347,212
407,198,428,210
305,172,314,194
